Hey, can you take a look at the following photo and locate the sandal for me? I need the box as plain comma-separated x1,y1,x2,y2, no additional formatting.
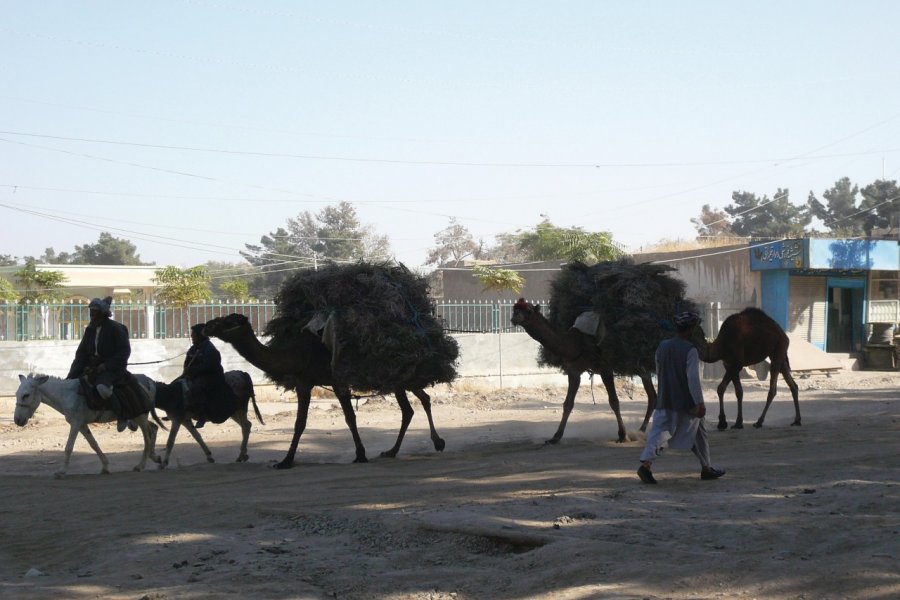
637,465,657,484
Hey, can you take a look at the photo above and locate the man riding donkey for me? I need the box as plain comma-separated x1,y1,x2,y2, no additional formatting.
67,296,148,431
173,323,237,428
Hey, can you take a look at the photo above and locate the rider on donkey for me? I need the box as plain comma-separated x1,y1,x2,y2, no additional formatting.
176,322,235,428
66,296,133,432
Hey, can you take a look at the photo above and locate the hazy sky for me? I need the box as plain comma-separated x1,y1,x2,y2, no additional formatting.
2,1,899,272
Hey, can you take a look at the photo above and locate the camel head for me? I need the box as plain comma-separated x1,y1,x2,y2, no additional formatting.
203,313,254,342
511,298,542,327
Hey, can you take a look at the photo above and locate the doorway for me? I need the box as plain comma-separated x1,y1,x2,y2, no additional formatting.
826,279,864,352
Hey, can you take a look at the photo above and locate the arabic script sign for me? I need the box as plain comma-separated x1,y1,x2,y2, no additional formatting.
750,240,806,270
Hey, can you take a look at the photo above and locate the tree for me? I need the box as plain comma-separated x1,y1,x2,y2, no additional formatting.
0,276,17,301
426,218,483,267
205,261,256,299
726,189,811,238
219,278,253,302
807,178,865,236
495,219,624,264
691,204,735,239
241,202,392,299
72,232,148,265
153,266,212,308
13,261,67,302
858,179,900,236
0,254,17,266
37,247,74,264
472,265,525,295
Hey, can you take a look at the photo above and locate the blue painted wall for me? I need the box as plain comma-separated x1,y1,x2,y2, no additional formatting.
761,270,789,329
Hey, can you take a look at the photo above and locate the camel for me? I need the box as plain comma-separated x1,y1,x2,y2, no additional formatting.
511,299,656,444
689,307,800,429
202,313,445,469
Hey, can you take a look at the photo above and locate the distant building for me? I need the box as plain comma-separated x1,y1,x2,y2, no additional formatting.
0,264,160,301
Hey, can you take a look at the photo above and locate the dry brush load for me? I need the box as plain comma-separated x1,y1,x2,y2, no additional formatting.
263,262,459,393
542,259,698,375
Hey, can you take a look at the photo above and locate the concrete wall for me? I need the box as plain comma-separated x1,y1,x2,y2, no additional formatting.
0,333,575,396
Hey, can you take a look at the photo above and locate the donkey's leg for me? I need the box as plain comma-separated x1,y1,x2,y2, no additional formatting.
183,420,214,463
232,411,252,462
159,418,183,469
66,424,109,477
413,388,445,452
548,372,583,444
276,384,313,469
133,415,154,471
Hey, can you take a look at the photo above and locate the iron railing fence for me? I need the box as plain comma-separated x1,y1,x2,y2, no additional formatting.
0,300,537,341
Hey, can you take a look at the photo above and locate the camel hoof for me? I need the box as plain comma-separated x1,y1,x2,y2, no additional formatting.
732,423,744,429
353,455,369,463
273,460,294,470
545,438,561,445
380,450,399,459
434,438,446,452
236,455,249,462
791,420,802,426
717,422,728,431
753,421,764,429
206,456,215,463
158,462,168,470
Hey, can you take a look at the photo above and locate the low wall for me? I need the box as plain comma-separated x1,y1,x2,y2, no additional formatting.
0,333,574,396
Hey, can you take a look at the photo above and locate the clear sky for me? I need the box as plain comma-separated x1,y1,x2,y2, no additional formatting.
2,1,899,272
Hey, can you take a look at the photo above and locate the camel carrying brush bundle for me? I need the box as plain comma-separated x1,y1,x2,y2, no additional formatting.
264,262,459,394
542,259,698,375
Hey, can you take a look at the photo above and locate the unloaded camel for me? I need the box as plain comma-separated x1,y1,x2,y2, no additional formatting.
203,313,445,468
689,307,800,429
511,299,656,444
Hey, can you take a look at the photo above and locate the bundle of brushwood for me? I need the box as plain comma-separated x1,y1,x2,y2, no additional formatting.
263,262,459,393
541,259,698,375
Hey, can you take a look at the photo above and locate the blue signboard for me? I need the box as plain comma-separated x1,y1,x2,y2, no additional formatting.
808,239,899,270
750,239,806,270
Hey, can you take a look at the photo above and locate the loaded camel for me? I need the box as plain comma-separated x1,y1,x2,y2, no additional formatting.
689,307,800,429
152,370,264,468
511,299,656,444
203,313,446,468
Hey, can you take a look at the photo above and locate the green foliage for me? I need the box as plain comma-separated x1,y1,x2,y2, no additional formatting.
242,201,392,299
690,204,735,239
472,265,525,295
0,276,17,301
490,219,624,264
726,189,811,238
219,278,253,302
807,178,865,236
153,266,212,307
13,261,67,302
858,179,900,236
0,254,19,266
36,233,149,265
426,218,482,266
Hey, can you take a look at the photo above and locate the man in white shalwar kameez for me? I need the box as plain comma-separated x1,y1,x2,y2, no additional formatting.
638,312,726,484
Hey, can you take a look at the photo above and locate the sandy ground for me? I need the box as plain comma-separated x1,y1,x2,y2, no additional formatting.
0,370,897,600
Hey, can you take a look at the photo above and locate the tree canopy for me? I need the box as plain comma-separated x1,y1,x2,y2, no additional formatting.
425,218,482,267
241,201,392,299
14,261,67,303
0,276,17,301
726,189,811,238
153,266,212,307
489,219,623,264
32,232,149,265
472,265,525,295
690,204,734,239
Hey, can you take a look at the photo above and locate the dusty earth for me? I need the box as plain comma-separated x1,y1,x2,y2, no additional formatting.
0,370,897,600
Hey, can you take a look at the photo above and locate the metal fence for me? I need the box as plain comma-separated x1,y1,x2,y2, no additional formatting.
0,300,530,341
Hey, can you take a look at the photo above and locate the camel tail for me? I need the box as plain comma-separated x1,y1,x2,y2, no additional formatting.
243,371,265,425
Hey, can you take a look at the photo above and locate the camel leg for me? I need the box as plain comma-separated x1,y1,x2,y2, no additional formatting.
783,362,801,426
276,384,313,470
716,374,732,430
413,388,445,452
335,387,368,463
731,372,745,429
638,374,657,432
547,372,582,444
598,369,627,443
232,411,252,462
381,390,413,458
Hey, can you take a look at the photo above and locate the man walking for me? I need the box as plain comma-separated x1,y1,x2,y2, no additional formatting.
638,311,725,484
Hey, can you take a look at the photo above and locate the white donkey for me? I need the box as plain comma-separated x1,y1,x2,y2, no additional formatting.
14,373,162,477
